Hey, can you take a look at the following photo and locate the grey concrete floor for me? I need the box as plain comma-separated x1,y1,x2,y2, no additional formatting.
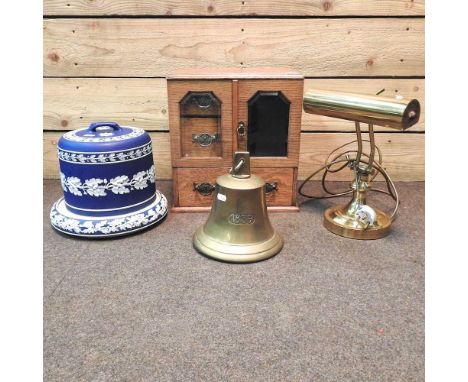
44,180,424,382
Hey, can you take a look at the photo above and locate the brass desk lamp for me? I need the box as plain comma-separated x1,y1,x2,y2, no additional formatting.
300,89,421,240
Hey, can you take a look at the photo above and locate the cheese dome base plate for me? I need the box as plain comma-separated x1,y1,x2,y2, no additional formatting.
50,190,168,238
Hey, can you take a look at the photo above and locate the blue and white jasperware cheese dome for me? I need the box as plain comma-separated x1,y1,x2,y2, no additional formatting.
50,122,168,237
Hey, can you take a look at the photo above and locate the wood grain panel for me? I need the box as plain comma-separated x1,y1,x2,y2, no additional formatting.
43,78,169,131
44,78,425,132
44,132,424,181
299,133,424,181
43,131,173,179
44,0,424,16
44,18,424,77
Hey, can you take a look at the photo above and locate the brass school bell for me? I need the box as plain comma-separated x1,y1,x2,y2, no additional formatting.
193,152,283,263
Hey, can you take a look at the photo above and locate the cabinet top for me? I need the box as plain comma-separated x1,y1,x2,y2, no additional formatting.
167,67,303,80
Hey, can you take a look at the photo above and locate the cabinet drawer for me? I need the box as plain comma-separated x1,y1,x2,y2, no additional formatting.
175,167,295,207
176,168,226,207
254,167,294,206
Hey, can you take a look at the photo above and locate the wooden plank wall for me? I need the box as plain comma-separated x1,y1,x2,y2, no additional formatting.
43,0,425,181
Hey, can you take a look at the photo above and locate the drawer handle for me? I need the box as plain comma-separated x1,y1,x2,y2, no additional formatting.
265,182,278,194
192,133,219,147
193,182,216,196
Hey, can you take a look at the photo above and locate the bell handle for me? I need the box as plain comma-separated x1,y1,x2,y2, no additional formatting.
88,122,122,132
233,158,245,174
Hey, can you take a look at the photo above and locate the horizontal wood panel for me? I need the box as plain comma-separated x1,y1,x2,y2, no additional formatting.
299,132,424,181
43,78,169,131
44,0,425,16
44,132,424,181
44,78,425,132
44,18,424,77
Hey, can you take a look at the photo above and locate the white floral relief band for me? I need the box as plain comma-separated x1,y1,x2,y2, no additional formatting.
50,193,167,235
58,142,152,164
63,127,145,142
60,165,155,197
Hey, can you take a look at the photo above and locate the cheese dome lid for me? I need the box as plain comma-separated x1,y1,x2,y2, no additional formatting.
58,122,150,153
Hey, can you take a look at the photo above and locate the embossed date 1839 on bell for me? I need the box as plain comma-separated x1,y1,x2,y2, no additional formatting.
228,213,256,225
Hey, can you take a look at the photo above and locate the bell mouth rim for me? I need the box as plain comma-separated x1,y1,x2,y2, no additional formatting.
193,227,283,263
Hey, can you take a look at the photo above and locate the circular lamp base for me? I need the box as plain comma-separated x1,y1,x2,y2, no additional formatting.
323,204,392,240
193,226,283,263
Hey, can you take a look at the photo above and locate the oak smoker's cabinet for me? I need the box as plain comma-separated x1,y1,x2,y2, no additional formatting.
167,68,304,212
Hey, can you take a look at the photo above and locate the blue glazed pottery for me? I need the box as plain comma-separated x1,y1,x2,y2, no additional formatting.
50,122,168,237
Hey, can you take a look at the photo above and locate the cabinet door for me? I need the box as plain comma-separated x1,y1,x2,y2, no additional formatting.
168,80,233,167
237,79,303,167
